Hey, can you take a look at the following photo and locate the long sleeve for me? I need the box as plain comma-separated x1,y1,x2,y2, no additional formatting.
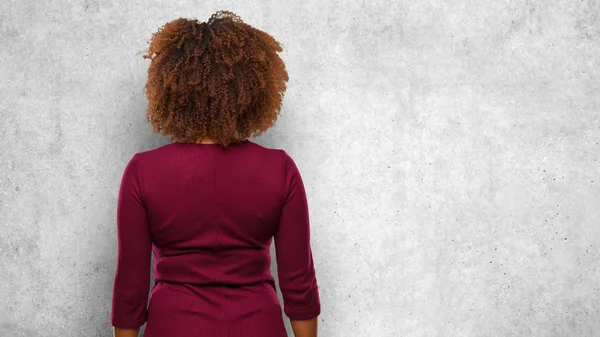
110,153,152,328
274,151,321,320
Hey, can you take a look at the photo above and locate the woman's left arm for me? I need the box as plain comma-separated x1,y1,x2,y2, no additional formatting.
113,327,140,337
111,153,152,334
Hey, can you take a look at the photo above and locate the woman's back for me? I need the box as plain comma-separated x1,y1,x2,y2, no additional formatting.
110,140,321,337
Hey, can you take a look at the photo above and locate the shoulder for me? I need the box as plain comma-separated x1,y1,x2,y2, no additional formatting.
237,140,288,162
246,140,283,153
248,141,298,166
134,143,177,157
130,140,289,162
128,143,183,165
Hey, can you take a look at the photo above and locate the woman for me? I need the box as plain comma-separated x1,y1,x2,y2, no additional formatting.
110,10,321,337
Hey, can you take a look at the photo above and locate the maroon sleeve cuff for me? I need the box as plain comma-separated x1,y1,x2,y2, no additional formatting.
110,316,146,329
284,305,321,320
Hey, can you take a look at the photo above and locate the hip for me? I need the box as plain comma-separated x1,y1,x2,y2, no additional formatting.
144,281,287,337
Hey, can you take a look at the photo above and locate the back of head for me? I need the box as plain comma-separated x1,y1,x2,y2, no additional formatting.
140,10,289,148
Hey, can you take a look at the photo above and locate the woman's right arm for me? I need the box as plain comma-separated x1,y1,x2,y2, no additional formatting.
291,317,319,337
274,151,321,337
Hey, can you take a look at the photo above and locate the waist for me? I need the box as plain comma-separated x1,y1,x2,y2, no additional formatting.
153,250,274,286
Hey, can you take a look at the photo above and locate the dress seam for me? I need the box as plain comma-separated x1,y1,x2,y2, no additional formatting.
213,150,229,336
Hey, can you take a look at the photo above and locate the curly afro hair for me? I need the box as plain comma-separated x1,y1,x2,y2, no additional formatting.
140,10,289,148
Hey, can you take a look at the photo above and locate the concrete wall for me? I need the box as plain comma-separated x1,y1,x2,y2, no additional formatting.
1,1,599,336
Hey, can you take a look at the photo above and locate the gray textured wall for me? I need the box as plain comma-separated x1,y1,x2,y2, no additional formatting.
1,1,599,336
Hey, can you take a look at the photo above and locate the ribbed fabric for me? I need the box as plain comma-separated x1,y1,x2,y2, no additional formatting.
110,139,321,336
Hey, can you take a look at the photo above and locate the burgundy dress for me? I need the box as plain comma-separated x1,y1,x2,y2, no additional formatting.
110,140,321,337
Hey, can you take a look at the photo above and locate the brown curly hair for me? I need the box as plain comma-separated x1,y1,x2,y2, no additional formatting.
139,10,289,148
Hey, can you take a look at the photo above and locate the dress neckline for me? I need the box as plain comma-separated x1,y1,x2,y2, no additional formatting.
172,139,250,147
